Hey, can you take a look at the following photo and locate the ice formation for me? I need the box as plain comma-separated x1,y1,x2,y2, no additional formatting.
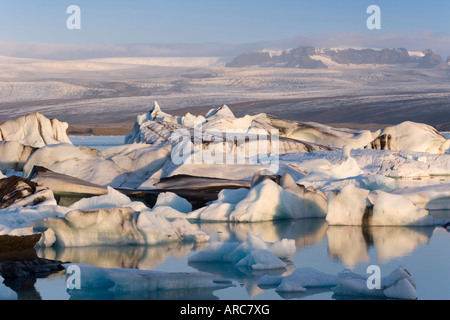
273,267,338,292
365,121,450,154
188,233,295,270
332,266,418,300
127,102,449,155
326,184,434,226
0,141,36,171
32,189,209,247
0,176,55,209
0,112,71,148
63,263,233,293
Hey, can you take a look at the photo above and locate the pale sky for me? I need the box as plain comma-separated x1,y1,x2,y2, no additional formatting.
0,0,448,58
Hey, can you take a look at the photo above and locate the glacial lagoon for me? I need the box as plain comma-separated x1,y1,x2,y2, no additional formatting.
3,134,448,301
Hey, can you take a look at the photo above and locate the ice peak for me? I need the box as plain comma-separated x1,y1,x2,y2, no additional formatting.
205,104,235,119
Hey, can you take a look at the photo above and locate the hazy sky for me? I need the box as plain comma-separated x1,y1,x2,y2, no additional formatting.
0,0,449,58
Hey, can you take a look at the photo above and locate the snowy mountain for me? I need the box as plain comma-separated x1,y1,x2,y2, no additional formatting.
226,46,448,69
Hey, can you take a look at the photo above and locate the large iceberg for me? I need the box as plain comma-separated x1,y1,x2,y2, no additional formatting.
365,121,450,154
127,102,450,154
32,188,209,247
22,142,171,188
326,184,434,226
0,112,71,148
156,172,327,222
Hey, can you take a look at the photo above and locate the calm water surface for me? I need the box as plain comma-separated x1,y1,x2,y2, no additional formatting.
30,215,450,300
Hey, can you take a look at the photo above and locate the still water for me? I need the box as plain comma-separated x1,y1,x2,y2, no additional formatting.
28,215,450,300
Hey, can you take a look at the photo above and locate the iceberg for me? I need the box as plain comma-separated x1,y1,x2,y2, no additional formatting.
32,189,209,247
0,141,36,171
390,183,450,210
250,114,379,149
68,186,147,212
365,121,450,154
0,176,55,209
332,266,418,300
0,112,72,148
188,234,295,270
326,184,434,226
369,191,434,226
63,263,233,296
326,184,371,226
274,267,338,292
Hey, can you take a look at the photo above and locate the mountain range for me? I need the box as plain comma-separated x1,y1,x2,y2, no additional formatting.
226,46,449,69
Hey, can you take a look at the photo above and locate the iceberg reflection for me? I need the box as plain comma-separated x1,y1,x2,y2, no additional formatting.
327,225,433,268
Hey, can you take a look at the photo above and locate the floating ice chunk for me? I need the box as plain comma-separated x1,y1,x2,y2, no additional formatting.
390,183,450,210
298,146,363,188
23,143,126,187
0,141,36,171
332,266,418,300
0,176,55,209
249,114,378,149
326,184,370,226
34,203,209,247
383,278,418,300
153,192,192,213
229,180,288,222
326,184,433,226
235,249,288,270
170,218,210,242
365,121,450,154
63,263,233,293
370,191,434,226
0,112,71,148
189,234,295,270
35,207,145,247
137,210,210,244
0,203,69,233
279,173,327,219
183,188,249,222
275,267,338,292
69,186,148,212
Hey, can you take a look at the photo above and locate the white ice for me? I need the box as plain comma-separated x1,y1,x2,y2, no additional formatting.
63,263,233,293
188,234,295,270
0,112,71,148
332,266,418,300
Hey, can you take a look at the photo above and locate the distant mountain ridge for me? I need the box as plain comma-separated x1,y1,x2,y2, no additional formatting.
226,46,449,69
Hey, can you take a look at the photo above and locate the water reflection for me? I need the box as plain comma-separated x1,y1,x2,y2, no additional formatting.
37,242,202,270
29,217,446,300
36,220,436,273
327,226,433,269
